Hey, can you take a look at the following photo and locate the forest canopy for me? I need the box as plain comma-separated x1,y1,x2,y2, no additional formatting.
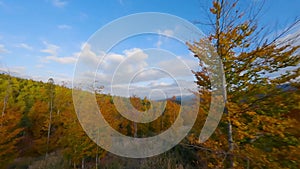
0,0,299,169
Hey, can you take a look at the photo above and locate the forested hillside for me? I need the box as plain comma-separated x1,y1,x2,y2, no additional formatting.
0,73,193,168
0,71,299,168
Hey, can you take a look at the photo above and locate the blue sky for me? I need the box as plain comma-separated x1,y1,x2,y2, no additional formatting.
0,0,299,98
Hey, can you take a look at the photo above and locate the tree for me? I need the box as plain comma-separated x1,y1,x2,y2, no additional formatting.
46,78,55,158
0,74,23,168
187,0,300,168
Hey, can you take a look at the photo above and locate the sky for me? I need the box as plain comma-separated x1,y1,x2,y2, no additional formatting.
0,0,299,99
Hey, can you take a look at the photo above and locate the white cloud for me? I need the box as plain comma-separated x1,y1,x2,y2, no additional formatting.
270,27,300,79
16,43,33,50
51,0,68,8
277,31,300,47
69,41,198,99
0,65,73,85
45,55,77,64
78,43,103,68
155,40,163,48
0,66,26,76
0,44,9,53
41,41,59,56
108,79,196,100
158,57,198,77
57,24,72,30
40,41,77,64
155,29,175,48
73,44,198,99
157,29,174,37
104,48,148,83
74,46,149,88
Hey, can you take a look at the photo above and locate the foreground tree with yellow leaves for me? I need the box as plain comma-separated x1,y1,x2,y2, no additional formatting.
0,74,23,167
188,0,300,168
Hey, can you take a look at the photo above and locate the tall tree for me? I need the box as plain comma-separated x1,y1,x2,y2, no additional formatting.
46,78,55,158
0,74,23,168
188,0,300,168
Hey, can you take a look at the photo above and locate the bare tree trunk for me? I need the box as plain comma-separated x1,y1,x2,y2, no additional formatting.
46,78,54,158
1,94,8,117
46,93,53,158
226,108,234,168
246,158,250,169
221,60,234,168
81,158,84,169
1,74,11,127
161,113,164,131
215,0,234,167
1,91,8,129
96,129,99,169
220,62,234,168
1,74,11,117
96,153,98,169
134,122,137,138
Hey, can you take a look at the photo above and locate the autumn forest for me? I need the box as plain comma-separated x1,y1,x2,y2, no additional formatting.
1,0,300,169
